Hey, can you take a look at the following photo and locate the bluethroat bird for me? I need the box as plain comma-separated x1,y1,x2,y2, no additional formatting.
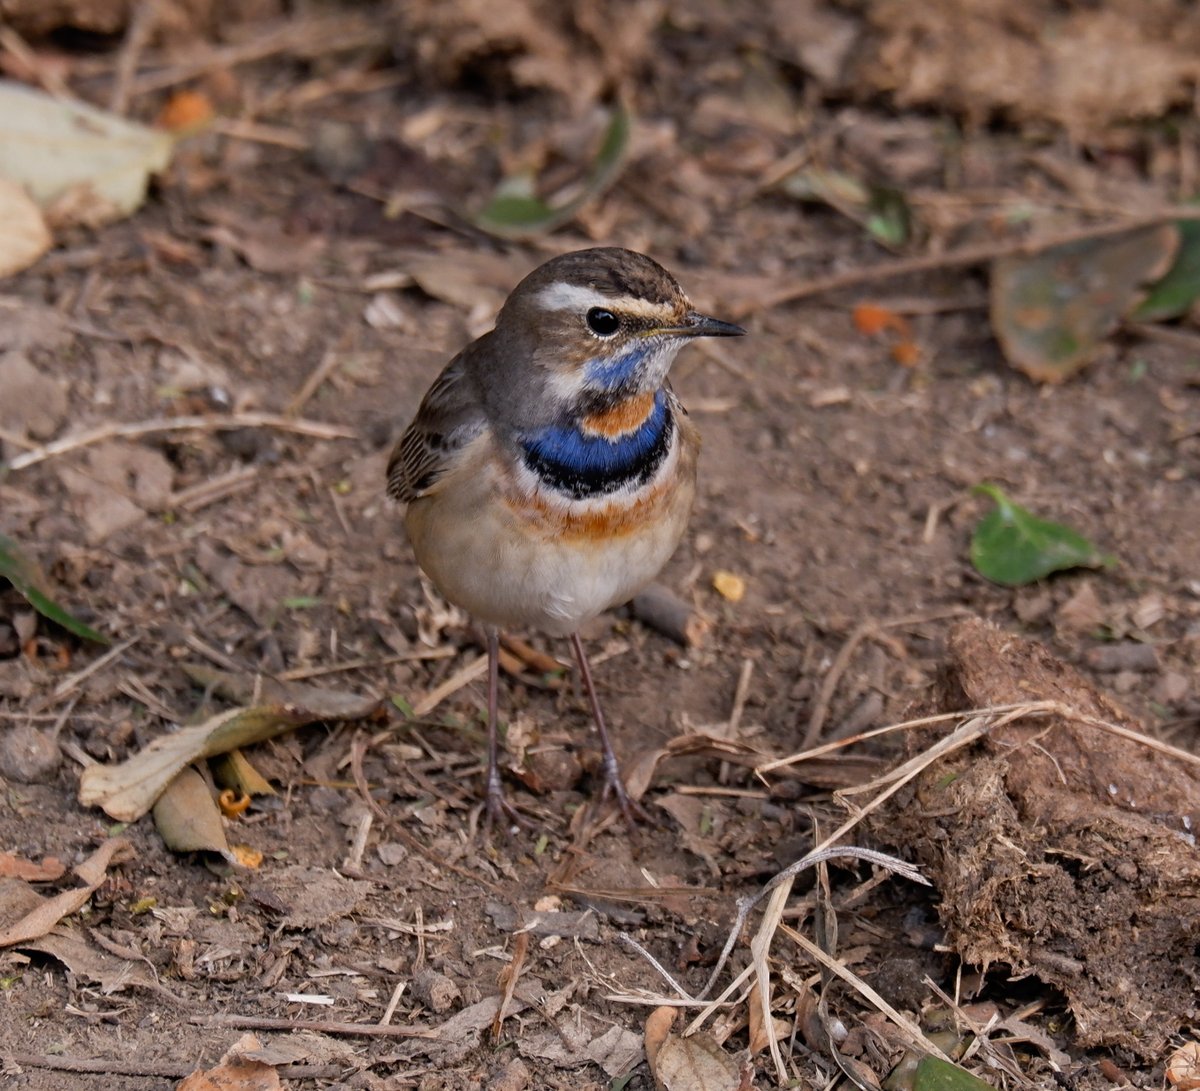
387,247,745,830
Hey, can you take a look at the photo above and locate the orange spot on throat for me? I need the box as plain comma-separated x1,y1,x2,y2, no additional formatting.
580,391,656,439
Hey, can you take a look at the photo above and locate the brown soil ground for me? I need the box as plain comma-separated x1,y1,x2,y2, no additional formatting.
0,3,1198,1088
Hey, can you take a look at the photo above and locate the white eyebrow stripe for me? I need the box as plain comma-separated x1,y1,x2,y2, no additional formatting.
536,282,610,312
535,282,680,319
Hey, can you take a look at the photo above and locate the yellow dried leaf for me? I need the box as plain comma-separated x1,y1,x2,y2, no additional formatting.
230,845,264,869
711,570,746,602
1167,1041,1200,1091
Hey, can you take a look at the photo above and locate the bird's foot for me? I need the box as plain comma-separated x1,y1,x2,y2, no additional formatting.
598,753,655,833
482,771,536,836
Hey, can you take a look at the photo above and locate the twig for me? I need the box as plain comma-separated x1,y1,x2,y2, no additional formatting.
781,924,954,1063
209,117,309,150
4,412,357,473
167,464,261,512
349,730,387,821
1125,321,1200,353
128,14,389,96
727,657,755,734
0,27,72,98
410,654,487,718
189,1013,439,1038
379,980,406,1027
733,209,1200,317
498,633,568,674
492,931,530,1042
803,607,969,748
694,844,930,1005
109,0,159,115
32,636,140,712
629,583,711,647
287,333,352,415
276,646,455,681
4,1053,344,1080
3,1054,195,1079
0,425,35,450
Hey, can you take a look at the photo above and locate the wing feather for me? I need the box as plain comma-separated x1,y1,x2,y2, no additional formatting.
386,351,487,502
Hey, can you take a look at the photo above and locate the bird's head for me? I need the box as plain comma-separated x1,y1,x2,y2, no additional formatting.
490,248,744,407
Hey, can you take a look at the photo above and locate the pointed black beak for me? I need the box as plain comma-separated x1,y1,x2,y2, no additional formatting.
661,311,746,338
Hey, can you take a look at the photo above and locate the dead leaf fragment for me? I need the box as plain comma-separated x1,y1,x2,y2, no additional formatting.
0,837,132,947
0,177,51,277
0,80,174,228
0,851,66,882
990,224,1179,382
152,766,232,858
1167,1041,1200,1091
24,925,162,999
0,350,68,440
178,1033,282,1091
654,1028,746,1091
80,704,323,821
712,571,746,602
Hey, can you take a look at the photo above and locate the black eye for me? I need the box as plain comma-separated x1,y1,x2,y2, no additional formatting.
586,307,620,336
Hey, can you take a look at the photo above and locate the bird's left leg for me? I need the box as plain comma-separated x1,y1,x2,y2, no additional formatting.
568,631,654,830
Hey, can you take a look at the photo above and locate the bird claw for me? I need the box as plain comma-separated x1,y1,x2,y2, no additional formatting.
598,758,656,832
482,775,537,836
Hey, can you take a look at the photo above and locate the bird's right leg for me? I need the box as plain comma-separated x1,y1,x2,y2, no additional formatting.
482,625,531,832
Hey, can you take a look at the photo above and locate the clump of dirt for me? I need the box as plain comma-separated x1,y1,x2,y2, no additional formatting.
860,0,1200,135
874,617,1200,1057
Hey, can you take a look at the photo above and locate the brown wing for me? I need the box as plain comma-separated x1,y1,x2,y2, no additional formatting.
386,352,487,503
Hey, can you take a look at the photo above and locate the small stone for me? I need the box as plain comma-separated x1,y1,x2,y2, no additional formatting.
0,724,61,783
1154,671,1190,706
0,351,67,439
412,967,461,1013
1055,580,1106,635
1084,642,1160,673
487,1058,531,1091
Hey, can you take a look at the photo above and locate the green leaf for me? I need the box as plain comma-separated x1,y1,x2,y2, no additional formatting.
780,168,912,249
1134,218,1200,321
0,532,109,644
475,104,632,238
281,595,321,610
865,184,912,248
912,1056,996,1091
970,484,1113,586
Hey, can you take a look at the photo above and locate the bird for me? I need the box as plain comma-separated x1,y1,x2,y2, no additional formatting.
386,247,745,831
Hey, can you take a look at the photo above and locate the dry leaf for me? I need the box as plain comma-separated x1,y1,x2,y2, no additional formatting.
712,571,746,602
152,766,231,858
211,749,276,797
644,1006,677,1079
80,699,377,822
229,845,264,869
178,1034,282,1091
0,838,132,947
1167,1042,1200,1091
990,224,1178,382
0,177,51,277
0,80,173,228
0,851,66,882
24,926,162,999
654,1030,745,1091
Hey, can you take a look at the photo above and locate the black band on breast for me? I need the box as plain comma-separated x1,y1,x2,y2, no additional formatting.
521,402,674,501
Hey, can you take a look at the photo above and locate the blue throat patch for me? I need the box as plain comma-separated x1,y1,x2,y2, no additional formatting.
583,342,652,392
521,391,673,500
